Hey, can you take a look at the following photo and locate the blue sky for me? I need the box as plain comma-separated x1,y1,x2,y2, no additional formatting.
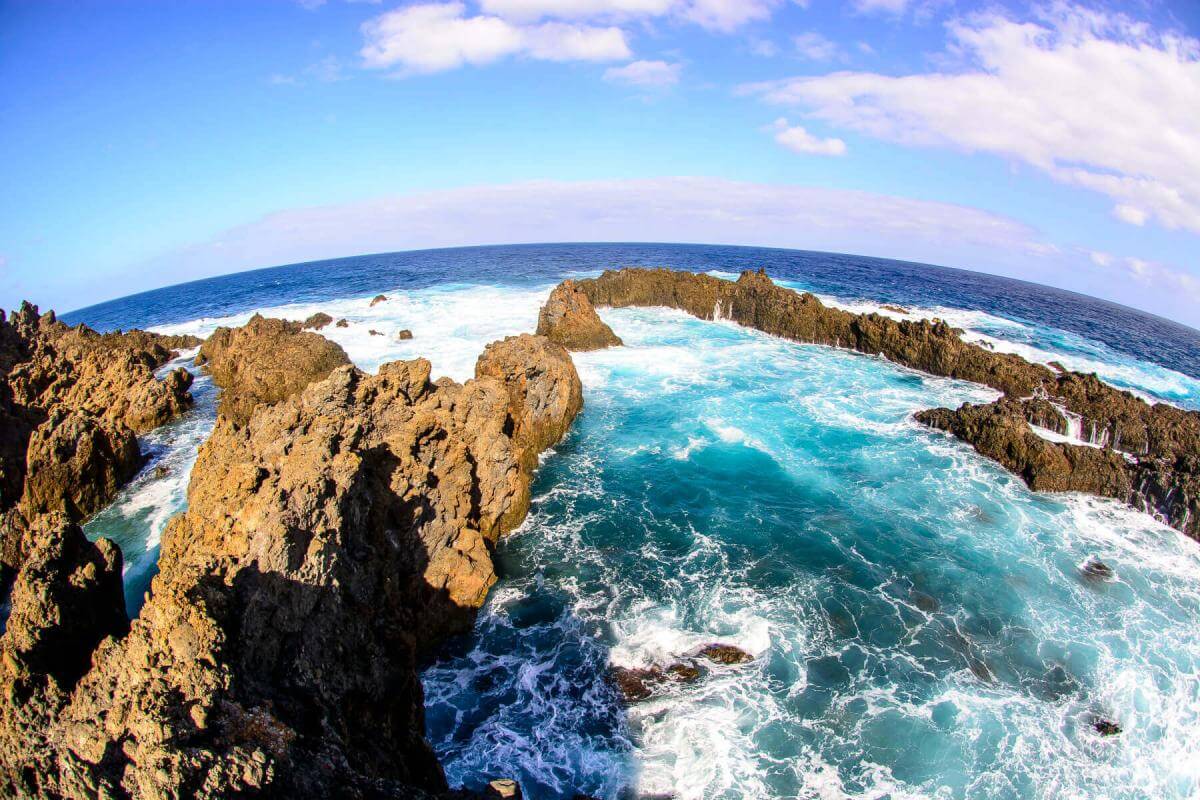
2,0,1199,325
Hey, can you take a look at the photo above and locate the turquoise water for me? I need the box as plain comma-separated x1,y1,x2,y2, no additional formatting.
423,306,1200,799
69,261,1200,799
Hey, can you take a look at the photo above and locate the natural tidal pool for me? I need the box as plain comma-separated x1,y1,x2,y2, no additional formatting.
421,306,1200,800
69,251,1200,800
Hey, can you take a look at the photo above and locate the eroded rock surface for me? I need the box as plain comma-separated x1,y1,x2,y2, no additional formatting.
0,303,198,583
536,280,622,351
569,268,1200,540
0,330,581,798
197,314,351,426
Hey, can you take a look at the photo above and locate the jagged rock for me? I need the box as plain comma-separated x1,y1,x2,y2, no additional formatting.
21,409,141,520
197,314,351,426
0,333,582,798
1093,718,1122,736
881,304,910,314
336,318,349,328
398,329,414,340
302,312,333,330
0,514,128,798
370,329,384,336
571,269,1200,542
697,644,754,665
916,401,1131,496
536,280,622,351
610,660,703,703
0,303,196,580
370,294,389,307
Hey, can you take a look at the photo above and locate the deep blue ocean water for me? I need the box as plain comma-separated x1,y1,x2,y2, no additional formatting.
56,244,1200,799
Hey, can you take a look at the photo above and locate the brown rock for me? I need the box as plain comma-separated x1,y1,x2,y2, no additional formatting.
0,303,196,579
881,304,910,314
536,280,622,351
302,312,333,330
335,318,349,328
197,314,351,426
487,778,523,799
572,269,1200,542
370,294,389,307
697,644,754,665
0,334,582,798
370,329,384,336
398,329,414,340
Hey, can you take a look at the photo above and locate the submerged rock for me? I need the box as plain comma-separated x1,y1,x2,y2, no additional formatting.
197,313,351,426
1093,718,1122,736
610,660,704,703
1081,558,1115,581
697,644,754,664
536,280,622,351
0,331,582,798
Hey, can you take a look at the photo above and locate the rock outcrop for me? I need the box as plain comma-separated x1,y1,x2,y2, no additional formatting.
196,314,351,426
302,312,333,331
0,303,198,585
536,280,622,351
568,268,1200,540
0,329,582,798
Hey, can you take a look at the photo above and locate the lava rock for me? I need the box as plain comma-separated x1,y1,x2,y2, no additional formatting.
370,294,388,307
536,280,622,351
397,329,414,340
302,312,333,330
697,644,754,665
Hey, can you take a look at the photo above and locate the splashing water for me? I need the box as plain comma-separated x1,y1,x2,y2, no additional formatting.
67,260,1200,799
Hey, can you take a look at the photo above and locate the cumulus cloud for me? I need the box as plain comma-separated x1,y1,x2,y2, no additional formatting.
360,2,630,74
604,59,681,87
744,6,1200,233
852,0,909,14
771,118,846,156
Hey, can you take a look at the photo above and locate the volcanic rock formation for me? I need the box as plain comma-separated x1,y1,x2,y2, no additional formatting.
196,314,352,426
0,303,198,586
0,325,581,798
535,280,622,351
563,268,1200,540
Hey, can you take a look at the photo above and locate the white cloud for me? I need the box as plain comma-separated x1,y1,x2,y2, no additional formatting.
360,2,630,75
744,6,1200,233
1089,250,1113,267
681,0,781,32
793,31,839,61
604,59,681,87
137,177,1052,288
479,0,787,32
479,0,674,21
853,0,909,14
771,118,846,156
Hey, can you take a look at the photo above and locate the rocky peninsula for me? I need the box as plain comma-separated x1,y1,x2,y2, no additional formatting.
0,302,581,798
1,268,1197,798
569,268,1200,541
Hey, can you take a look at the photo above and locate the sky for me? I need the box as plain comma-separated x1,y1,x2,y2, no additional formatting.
1,0,1199,327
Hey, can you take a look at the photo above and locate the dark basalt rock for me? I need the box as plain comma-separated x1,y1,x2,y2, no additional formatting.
1093,718,1122,736
610,660,704,703
1081,558,1115,581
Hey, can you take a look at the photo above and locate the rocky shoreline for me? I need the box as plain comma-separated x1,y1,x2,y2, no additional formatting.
0,303,582,798
571,268,1200,542
0,269,1196,798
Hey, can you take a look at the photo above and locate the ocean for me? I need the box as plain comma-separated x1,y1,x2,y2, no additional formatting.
64,244,1200,799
